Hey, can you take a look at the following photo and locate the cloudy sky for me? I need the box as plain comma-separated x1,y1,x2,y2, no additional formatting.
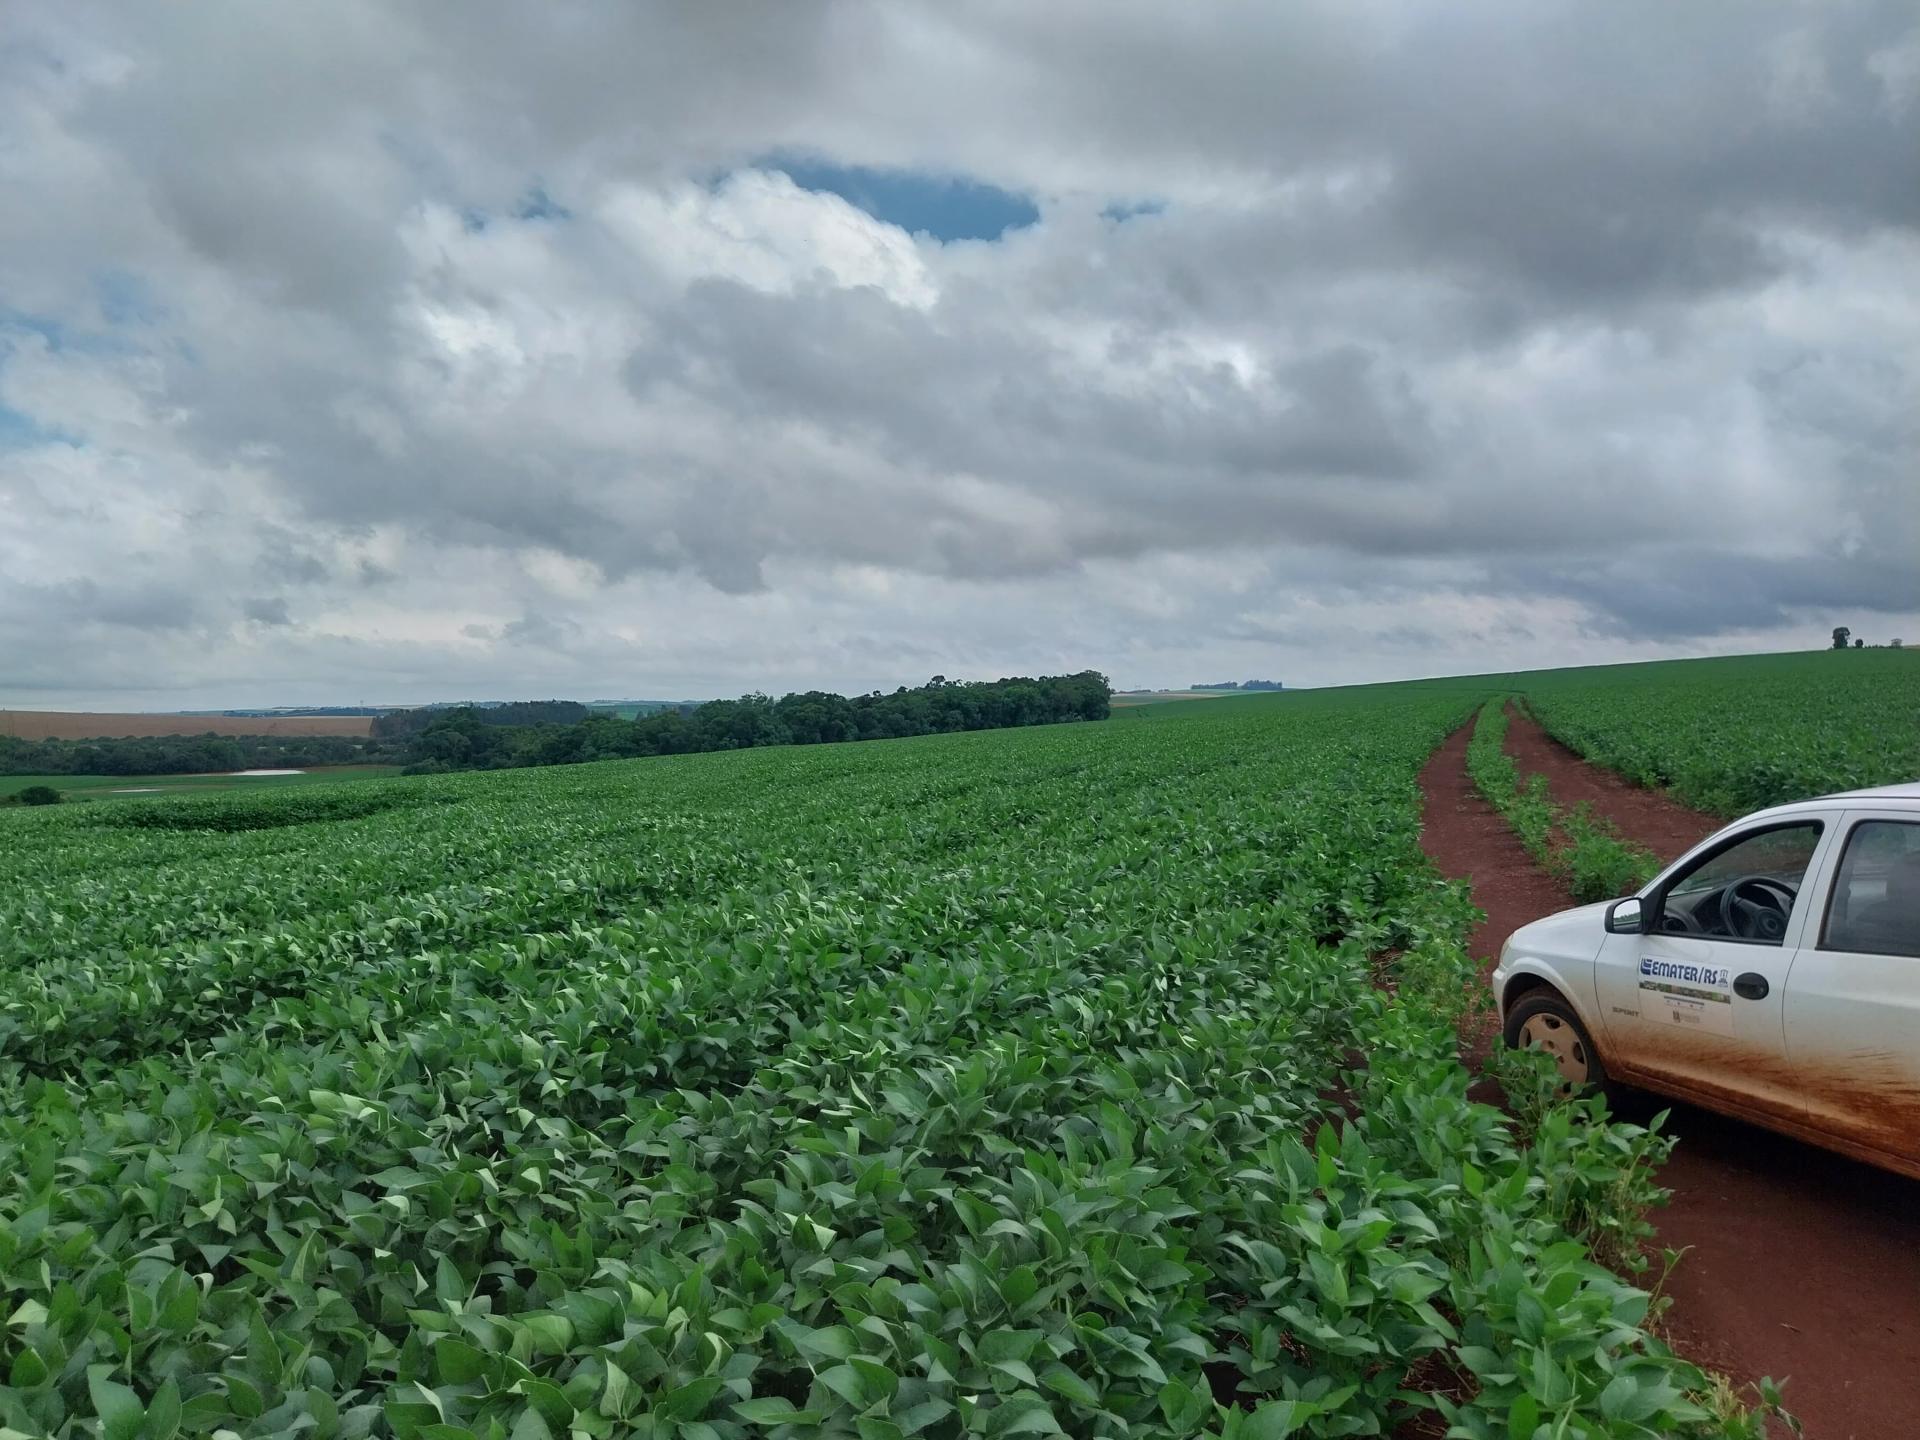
3,3,1916,708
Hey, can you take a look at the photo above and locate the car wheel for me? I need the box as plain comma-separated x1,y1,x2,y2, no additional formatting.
1503,991,1614,1096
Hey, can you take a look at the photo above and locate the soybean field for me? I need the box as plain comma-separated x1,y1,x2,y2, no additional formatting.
0,684,1760,1440
1517,649,1920,817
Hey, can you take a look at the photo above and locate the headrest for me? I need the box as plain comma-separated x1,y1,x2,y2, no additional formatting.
1888,850,1920,897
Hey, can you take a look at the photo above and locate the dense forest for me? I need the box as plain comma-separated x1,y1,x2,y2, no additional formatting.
370,699,589,739
401,672,1111,774
0,674,1111,779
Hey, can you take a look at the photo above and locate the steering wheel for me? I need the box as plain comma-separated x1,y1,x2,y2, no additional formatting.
1659,902,1702,934
1719,876,1796,942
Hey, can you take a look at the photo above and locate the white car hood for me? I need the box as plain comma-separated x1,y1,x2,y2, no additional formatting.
1506,899,1614,966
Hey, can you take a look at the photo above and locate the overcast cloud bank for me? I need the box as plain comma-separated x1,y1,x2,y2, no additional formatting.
2,2,1916,707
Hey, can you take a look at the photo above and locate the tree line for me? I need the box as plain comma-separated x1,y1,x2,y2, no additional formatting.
370,699,590,739
2,674,1112,779
401,673,1111,774
1831,627,1903,650
0,731,383,778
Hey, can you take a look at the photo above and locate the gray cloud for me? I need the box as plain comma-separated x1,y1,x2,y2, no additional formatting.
1502,549,1920,642
33,577,204,632
0,2,1916,707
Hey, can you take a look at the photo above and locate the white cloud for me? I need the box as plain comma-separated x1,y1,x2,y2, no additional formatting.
600,172,939,307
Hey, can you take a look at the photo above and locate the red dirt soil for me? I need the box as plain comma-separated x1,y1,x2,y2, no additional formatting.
1417,725,1540,1075
1503,704,1723,860
1419,716,1920,1440
0,710,373,740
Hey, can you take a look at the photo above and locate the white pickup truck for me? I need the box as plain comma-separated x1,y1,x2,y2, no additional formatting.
1492,782,1920,1178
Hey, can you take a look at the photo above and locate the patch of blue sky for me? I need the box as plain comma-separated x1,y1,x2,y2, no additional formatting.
514,186,570,222
1102,198,1167,222
0,404,79,449
758,153,1039,242
0,307,67,350
3,296,153,357
461,184,571,233
94,269,163,326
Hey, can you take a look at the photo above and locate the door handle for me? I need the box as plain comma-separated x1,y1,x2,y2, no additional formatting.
1733,972,1770,1000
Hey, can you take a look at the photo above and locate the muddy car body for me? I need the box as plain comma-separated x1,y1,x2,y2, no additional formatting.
1493,782,1920,1178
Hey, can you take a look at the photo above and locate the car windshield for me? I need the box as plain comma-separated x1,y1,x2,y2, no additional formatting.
1669,824,1822,897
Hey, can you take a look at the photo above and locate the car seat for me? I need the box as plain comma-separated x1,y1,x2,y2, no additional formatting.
1838,851,1920,957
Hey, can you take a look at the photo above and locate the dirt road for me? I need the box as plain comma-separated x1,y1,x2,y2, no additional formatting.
1499,706,1719,863
1419,713,1920,1440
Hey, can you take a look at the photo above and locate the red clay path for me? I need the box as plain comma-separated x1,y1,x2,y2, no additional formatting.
1500,704,1720,863
1418,712,1920,1440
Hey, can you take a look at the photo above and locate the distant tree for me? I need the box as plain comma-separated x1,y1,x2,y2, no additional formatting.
1832,626,1851,649
15,785,61,806
1855,637,1865,649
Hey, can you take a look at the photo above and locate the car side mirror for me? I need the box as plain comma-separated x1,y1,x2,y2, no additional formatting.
1605,896,1645,935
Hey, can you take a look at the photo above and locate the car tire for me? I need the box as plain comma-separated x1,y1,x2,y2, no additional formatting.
1502,991,1621,1100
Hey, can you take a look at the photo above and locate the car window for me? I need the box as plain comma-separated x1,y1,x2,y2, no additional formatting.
1657,821,1822,944
1822,820,1920,958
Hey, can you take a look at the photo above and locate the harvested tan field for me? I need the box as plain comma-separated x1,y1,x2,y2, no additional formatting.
1109,690,1232,707
0,710,375,740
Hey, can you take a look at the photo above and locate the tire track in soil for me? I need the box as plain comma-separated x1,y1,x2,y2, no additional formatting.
1419,713,1920,1440
1501,703,1719,863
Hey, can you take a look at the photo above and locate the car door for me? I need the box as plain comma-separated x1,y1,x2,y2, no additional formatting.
1781,812,1920,1167
1593,815,1834,1121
